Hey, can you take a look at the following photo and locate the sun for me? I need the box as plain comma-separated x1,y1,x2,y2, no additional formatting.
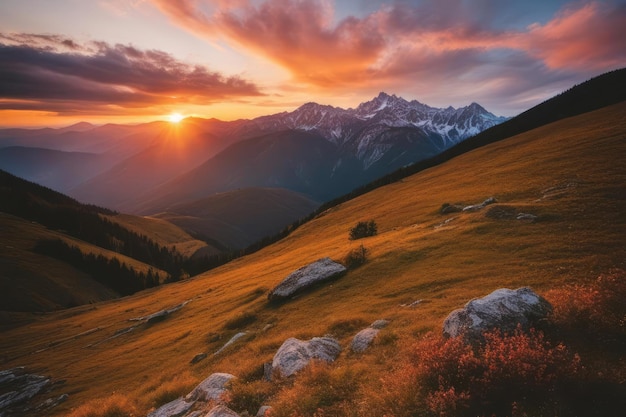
168,112,184,123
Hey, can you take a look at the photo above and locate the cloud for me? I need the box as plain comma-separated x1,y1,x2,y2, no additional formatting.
518,2,626,71
0,33,262,114
151,0,626,110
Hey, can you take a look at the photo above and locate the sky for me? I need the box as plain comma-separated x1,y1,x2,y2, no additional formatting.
0,0,625,127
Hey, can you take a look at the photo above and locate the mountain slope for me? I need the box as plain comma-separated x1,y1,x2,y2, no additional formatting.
0,170,214,311
0,146,114,192
125,95,505,212
129,130,360,213
1,100,624,416
152,187,320,250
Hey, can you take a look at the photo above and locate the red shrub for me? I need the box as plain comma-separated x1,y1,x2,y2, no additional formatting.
546,268,626,347
373,328,581,417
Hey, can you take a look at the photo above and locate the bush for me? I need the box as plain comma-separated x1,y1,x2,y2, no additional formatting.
342,245,368,269
372,328,581,417
349,220,377,240
545,268,626,348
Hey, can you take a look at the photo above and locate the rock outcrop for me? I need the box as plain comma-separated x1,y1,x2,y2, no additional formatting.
147,372,235,417
462,197,497,212
271,337,341,377
350,319,389,352
0,367,66,416
186,373,235,402
214,332,246,356
268,258,346,302
443,287,552,339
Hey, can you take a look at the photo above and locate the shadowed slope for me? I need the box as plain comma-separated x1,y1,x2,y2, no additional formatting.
153,188,319,250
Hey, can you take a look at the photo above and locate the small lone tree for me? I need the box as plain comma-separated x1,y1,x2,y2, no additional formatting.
349,220,378,240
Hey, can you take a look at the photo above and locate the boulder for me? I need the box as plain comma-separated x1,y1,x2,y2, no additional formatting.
350,328,380,353
272,337,341,377
147,397,193,417
186,373,235,402
350,319,389,352
256,405,273,416
206,405,240,417
443,287,552,339
268,258,346,302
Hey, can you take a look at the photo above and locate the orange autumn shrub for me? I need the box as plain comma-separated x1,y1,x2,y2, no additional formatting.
546,268,626,347
371,328,580,417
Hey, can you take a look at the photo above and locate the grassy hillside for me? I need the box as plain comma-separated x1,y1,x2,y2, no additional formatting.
104,213,216,258
0,102,624,416
0,212,170,316
0,170,215,311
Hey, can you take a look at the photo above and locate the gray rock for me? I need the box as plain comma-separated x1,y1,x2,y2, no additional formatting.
350,328,380,353
190,353,207,364
463,197,497,212
214,332,246,356
400,299,422,308
272,337,341,377
0,368,50,413
516,213,538,222
186,373,235,403
268,258,346,302
206,405,240,417
443,287,552,339
147,397,193,417
256,405,272,416
36,393,68,411
370,319,390,329
130,300,190,323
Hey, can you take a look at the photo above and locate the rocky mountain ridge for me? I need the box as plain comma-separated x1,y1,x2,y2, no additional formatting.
238,92,507,169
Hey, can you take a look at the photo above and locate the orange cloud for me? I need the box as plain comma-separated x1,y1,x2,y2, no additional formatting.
151,0,626,91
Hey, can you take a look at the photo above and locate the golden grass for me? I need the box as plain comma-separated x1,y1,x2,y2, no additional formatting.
1,102,625,416
66,393,139,417
105,213,214,258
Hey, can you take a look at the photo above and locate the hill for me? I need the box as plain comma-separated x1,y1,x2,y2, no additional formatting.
0,146,113,192
152,188,320,250
1,99,624,415
0,170,215,312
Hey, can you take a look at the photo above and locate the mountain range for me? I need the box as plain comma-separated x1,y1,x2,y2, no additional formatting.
1,69,625,417
0,93,505,208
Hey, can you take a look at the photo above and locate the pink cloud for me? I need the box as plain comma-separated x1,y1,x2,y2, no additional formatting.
151,0,626,90
519,2,626,71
